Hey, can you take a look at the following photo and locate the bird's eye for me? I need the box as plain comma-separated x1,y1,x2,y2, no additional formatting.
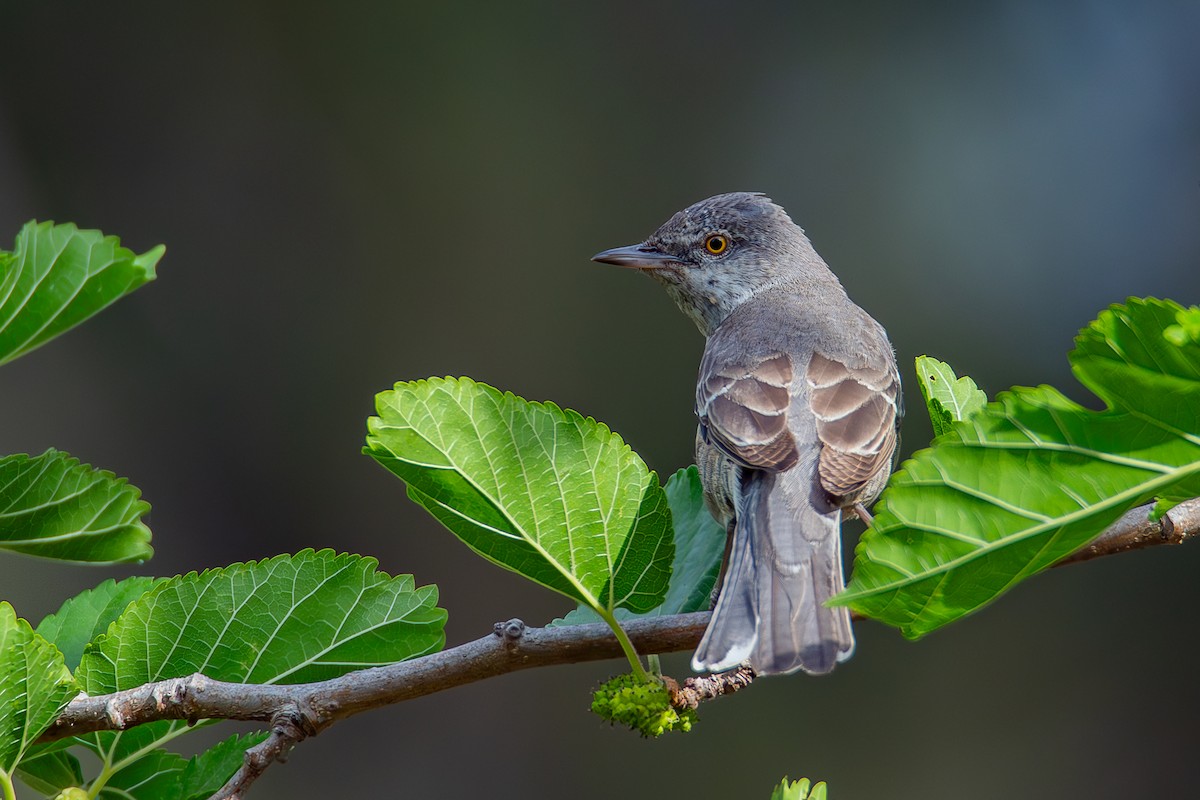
704,234,729,255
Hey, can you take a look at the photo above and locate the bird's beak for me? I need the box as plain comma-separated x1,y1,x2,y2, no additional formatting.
591,243,679,271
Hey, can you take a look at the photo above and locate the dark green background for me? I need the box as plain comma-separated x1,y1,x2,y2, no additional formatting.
2,2,1199,798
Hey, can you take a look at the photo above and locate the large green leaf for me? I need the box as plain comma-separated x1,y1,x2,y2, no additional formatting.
0,449,153,564
915,355,987,436
76,549,446,691
71,551,443,796
365,377,674,620
0,603,78,787
837,298,1200,637
553,466,725,626
37,577,161,670
0,220,162,366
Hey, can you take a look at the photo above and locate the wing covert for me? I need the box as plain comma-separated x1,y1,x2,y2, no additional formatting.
697,352,798,471
807,352,900,498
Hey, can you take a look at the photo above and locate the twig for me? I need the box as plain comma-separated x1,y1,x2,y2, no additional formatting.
1054,497,1200,566
665,665,756,710
213,712,309,800
37,496,1200,798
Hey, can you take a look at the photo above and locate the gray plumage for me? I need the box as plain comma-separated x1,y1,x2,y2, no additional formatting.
594,192,901,675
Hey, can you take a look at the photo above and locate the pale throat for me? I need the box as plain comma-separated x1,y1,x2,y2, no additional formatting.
659,269,769,337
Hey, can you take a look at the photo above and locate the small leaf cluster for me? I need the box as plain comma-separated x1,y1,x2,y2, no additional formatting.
770,776,828,800
1164,305,1200,346
0,223,159,565
914,354,986,438
590,673,696,737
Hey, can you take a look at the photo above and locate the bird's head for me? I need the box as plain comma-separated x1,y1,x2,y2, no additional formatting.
592,192,827,334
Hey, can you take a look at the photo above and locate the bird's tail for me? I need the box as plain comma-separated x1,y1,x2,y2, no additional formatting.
692,469,854,675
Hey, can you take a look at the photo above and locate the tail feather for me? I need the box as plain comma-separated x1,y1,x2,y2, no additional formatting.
692,469,854,676
692,516,757,672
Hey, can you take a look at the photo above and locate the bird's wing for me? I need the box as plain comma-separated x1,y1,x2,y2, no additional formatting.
696,351,799,472
805,352,900,498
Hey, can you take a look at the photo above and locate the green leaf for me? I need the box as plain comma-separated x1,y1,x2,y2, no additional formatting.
90,732,266,800
37,577,161,670
771,776,828,800
177,732,267,800
837,298,1200,637
658,466,726,614
0,449,153,564
95,746,185,799
76,724,176,795
364,377,674,620
553,466,724,625
0,603,78,781
72,552,442,797
0,220,162,366
14,744,83,796
76,549,445,692
915,355,987,436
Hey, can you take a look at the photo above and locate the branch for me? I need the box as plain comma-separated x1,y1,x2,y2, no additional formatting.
39,497,1200,797
1054,497,1200,566
42,616,711,743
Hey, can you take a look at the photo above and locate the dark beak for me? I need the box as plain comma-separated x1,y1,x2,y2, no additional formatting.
591,243,679,271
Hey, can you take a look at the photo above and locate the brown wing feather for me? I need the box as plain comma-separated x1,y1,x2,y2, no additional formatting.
807,352,900,500
698,353,798,471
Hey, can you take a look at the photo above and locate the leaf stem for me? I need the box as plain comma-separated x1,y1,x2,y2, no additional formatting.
595,608,647,681
108,721,195,774
87,754,115,799
0,770,15,800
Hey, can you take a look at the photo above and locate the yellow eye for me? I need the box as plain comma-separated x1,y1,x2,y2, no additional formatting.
704,234,729,255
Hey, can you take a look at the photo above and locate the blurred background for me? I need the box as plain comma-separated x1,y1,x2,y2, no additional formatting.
2,1,1199,797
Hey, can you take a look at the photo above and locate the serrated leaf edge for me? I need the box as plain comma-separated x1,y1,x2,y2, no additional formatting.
367,376,662,617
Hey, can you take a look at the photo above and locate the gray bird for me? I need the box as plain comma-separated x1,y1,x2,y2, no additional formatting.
593,192,901,675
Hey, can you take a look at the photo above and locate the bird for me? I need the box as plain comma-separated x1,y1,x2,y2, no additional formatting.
592,192,901,675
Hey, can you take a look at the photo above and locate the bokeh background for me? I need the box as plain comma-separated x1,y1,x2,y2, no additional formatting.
2,2,1199,798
